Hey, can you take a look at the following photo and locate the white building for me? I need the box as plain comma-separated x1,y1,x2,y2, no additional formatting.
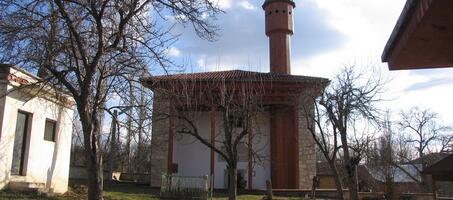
0,64,74,194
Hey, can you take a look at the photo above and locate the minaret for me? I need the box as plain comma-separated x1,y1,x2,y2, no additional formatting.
263,0,295,74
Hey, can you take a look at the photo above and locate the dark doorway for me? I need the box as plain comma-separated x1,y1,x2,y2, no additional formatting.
11,111,31,176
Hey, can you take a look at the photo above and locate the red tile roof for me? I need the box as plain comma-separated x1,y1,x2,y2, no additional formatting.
142,70,328,85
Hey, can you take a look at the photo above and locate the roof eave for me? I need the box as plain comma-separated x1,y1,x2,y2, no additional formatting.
382,0,419,63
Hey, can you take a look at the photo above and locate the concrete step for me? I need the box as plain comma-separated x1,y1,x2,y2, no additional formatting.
8,181,47,193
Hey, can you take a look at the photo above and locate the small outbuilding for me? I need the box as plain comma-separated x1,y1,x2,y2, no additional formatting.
0,64,75,194
423,154,453,199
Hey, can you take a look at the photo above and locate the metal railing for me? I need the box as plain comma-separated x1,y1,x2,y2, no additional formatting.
160,173,213,200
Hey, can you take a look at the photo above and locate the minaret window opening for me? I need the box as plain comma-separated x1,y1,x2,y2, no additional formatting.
275,9,279,13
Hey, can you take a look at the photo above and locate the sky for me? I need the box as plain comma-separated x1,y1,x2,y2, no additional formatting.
160,0,453,126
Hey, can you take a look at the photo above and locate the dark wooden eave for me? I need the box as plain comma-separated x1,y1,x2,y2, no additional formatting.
382,0,453,70
423,153,453,181
141,70,329,95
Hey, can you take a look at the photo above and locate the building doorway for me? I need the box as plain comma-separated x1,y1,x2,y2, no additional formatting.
11,111,31,176
224,169,247,190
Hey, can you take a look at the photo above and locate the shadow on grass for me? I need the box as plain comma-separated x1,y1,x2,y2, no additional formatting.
1,181,306,200
0,189,66,200
69,180,160,199
104,182,159,195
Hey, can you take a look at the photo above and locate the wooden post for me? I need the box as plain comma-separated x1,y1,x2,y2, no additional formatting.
210,106,216,177
167,116,174,175
248,120,253,191
292,104,300,189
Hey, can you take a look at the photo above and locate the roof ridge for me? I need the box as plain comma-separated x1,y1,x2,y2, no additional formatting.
151,69,325,78
143,69,330,84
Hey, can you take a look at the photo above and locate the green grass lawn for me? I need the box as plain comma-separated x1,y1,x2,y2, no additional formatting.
0,182,307,200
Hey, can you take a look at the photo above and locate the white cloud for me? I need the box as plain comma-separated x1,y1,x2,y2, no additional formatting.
169,0,453,125
196,55,235,71
217,0,232,10
238,1,256,10
292,0,453,124
381,71,453,125
197,56,206,68
166,46,181,57
216,0,256,10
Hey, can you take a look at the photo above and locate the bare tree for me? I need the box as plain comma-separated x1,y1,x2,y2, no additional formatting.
149,75,268,200
367,112,398,200
396,106,451,187
0,1,221,199
104,109,120,181
391,133,422,185
303,97,344,200
136,83,148,172
440,134,453,153
306,66,385,200
109,76,153,173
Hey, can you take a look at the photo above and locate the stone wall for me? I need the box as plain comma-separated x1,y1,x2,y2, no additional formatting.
297,95,316,189
149,92,171,187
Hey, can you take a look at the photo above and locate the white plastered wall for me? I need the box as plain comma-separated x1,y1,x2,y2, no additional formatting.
0,67,74,193
172,111,271,190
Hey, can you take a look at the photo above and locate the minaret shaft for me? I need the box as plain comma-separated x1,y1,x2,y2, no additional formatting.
269,33,291,74
263,0,295,74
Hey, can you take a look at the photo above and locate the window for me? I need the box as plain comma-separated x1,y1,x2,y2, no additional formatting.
172,163,178,173
44,119,57,142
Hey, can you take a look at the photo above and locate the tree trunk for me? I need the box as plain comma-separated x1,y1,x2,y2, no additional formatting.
418,149,431,192
228,166,237,200
340,133,359,200
385,159,395,200
385,176,395,200
81,123,104,200
329,161,344,200
79,103,104,200
86,153,104,200
346,168,359,200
